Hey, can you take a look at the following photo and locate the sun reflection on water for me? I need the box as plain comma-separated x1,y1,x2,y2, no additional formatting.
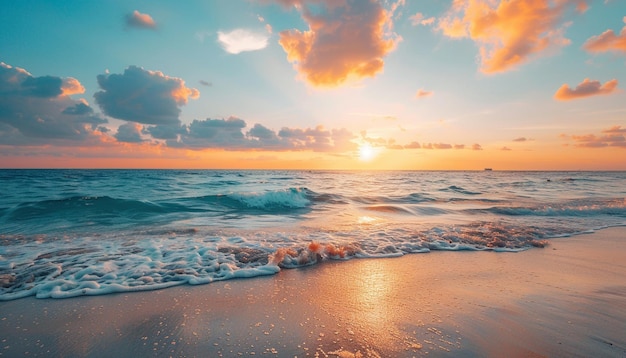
351,261,395,327
357,215,377,224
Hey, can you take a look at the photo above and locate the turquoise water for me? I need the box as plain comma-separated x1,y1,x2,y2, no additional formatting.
1,170,625,300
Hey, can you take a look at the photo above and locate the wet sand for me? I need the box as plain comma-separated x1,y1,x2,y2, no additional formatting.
1,227,625,357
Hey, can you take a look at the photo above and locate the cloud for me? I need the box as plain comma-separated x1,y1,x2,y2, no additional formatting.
257,14,273,34
166,117,357,152
248,123,284,148
277,0,400,87
144,124,183,140
566,126,626,148
94,66,199,125
115,123,145,143
415,89,432,98
583,17,626,53
126,10,156,30
365,138,483,151
61,78,86,96
174,117,248,148
199,80,212,87
423,143,453,149
0,66,85,98
217,29,270,54
360,131,404,150
604,125,626,134
0,62,107,144
501,146,512,151
554,78,618,100
62,99,93,115
409,12,435,26
513,137,528,142
276,126,356,151
21,76,64,97
438,0,586,73
434,143,452,149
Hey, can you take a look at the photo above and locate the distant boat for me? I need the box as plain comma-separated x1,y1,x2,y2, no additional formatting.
484,168,493,171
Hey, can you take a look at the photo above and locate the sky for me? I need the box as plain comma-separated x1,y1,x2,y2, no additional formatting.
1,0,625,170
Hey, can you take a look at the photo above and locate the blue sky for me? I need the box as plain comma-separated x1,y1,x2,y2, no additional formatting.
1,0,625,169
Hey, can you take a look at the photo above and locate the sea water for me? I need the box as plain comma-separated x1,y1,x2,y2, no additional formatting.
0,170,624,300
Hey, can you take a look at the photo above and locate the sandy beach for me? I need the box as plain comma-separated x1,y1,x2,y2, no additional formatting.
1,227,625,357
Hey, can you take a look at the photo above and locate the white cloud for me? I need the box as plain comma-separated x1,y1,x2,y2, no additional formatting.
217,29,269,54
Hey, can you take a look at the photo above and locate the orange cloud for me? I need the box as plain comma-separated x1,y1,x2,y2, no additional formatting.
554,78,618,100
415,89,432,98
583,16,626,53
61,78,85,96
438,0,586,73
566,126,626,148
603,125,626,134
278,0,400,87
126,10,156,29
171,84,200,104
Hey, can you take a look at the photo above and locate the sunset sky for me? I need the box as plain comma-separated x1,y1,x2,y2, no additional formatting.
1,0,625,170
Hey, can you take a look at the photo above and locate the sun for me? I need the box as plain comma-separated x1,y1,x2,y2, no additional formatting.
359,144,376,161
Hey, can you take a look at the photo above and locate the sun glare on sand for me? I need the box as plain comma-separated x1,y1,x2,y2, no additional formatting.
359,144,376,161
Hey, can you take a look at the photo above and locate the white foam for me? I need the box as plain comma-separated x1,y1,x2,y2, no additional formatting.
1,221,621,300
229,188,310,209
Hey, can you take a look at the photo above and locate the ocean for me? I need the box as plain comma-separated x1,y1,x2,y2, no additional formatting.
1,170,624,301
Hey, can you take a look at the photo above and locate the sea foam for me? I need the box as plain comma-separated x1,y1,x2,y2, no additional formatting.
228,187,311,209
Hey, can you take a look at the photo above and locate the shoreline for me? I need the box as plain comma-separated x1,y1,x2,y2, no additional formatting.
1,227,625,357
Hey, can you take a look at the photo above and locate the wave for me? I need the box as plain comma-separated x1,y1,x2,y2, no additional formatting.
6,196,173,221
439,185,482,195
476,198,626,217
363,205,414,215
2,188,315,224
350,192,436,205
178,187,315,214
1,219,588,301
227,187,311,210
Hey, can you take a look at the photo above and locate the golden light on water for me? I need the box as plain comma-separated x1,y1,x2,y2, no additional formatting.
351,261,396,327
357,216,377,224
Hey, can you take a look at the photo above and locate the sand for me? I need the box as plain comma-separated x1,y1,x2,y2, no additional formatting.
1,227,625,357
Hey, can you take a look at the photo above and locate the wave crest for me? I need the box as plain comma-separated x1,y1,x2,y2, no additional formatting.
482,198,626,217
228,187,311,209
